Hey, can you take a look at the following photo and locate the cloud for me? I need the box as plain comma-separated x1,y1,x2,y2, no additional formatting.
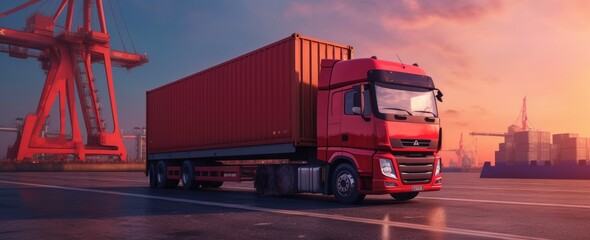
442,106,487,121
441,110,469,127
455,122,469,127
283,0,505,29
443,109,460,117
470,105,486,111
469,105,488,115
444,120,469,127
480,75,499,84
534,0,590,30
378,0,504,30
282,0,505,86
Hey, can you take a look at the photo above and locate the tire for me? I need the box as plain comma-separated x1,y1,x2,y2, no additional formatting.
181,160,197,190
147,162,157,188
156,161,168,188
391,192,419,201
156,161,179,189
332,163,366,204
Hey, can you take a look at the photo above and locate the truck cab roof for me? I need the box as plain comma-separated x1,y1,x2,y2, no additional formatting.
319,58,429,90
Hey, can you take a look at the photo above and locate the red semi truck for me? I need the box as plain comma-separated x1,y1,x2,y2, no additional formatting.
146,33,443,203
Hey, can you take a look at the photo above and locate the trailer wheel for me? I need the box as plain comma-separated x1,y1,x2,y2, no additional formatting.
332,164,365,204
390,192,419,201
156,161,179,188
147,162,157,188
181,161,197,190
156,161,167,188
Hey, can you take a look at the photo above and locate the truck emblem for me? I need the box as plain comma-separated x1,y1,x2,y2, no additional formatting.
413,140,420,146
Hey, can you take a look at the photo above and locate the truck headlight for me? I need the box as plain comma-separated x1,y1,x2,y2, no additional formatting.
379,158,397,179
435,158,442,175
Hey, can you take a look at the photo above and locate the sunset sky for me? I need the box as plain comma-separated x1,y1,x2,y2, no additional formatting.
1,0,589,165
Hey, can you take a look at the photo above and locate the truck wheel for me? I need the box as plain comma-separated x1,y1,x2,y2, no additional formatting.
391,192,419,201
156,161,179,188
332,164,366,204
156,161,168,188
181,161,197,190
148,162,157,188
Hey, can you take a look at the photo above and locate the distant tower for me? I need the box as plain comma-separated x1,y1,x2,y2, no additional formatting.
521,97,528,131
459,133,464,168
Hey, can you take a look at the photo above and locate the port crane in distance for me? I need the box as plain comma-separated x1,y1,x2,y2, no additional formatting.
0,0,147,161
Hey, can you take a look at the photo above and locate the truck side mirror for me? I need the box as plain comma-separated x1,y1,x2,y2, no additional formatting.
352,107,361,115
352,85,370,121
435,89,444,102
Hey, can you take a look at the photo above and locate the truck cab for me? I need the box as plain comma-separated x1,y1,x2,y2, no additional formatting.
317,57,443,203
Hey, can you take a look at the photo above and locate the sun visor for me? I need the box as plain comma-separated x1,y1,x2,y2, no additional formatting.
368,70,435,89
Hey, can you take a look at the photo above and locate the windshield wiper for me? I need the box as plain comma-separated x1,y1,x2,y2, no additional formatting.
414,110,438,117
382,107,413,116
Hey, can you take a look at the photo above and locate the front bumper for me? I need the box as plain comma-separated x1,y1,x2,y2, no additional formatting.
362,152,442,194
366,175,442,194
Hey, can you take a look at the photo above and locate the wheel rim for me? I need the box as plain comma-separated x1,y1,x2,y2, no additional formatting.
182,166,190,185
157,167,164,184
336,171,355,197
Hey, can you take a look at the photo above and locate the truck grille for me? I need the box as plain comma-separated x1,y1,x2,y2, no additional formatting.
394,153,435,184
400,139,431,147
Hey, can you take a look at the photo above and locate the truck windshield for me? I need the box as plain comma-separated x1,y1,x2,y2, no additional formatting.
374,83,438,117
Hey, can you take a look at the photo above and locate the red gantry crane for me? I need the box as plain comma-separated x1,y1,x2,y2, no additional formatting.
0,0,147,162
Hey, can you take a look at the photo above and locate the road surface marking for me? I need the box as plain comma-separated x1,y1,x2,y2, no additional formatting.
0,180,547,240
0,173,147,184
219,186,590,210
444,185,590,194
222,185,590,194
418,196,590,209
50,176,146,183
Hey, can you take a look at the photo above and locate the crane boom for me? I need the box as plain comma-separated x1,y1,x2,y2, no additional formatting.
1,0,147,161
469,132,507,137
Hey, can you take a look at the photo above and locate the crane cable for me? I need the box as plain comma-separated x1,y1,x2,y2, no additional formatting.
107,0,127,52
511,97,537,131
116,0,137,53
511,104,522,128
34,0,50,15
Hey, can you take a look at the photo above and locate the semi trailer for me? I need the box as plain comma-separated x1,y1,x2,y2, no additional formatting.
146,33,443,203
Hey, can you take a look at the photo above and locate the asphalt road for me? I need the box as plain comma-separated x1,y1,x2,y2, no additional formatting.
1,171,589,240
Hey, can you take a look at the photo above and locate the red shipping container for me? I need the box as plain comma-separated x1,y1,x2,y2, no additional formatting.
552,133,578,145
147,34,353,154
560,147,589,161
561,138,589,149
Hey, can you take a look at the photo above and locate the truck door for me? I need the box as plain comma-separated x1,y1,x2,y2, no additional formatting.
340,88,375,174
327,91,343,148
